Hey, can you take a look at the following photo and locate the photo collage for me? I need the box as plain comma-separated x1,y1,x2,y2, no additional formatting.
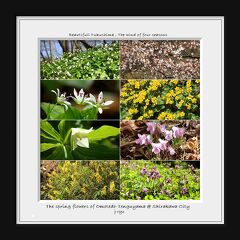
40,40,200,200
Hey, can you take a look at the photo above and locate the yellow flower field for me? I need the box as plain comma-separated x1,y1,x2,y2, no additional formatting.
121,80,200,120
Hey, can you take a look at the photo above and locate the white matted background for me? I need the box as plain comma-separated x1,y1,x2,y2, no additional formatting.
17,16,224,224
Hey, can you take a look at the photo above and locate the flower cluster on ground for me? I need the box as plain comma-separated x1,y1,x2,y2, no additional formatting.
120,160,200,200
120,40,200,79
121,79,200,120
41,161,120,200
135,122,185,160
41,42,120,80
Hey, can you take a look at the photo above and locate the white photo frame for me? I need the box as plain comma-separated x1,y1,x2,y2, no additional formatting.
17,16,224,224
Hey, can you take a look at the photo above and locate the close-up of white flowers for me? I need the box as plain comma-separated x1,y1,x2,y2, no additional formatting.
51,88,71,111
51,88,114,114
71,127,93,150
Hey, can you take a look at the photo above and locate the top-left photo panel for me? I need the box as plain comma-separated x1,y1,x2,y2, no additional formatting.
40,40,120,80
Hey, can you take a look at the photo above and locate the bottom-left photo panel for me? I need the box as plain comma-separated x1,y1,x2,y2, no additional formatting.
40,160,120,200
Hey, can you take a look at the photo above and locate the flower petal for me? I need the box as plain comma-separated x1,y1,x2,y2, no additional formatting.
51,90,57,95
98,91,103,103
74,88,78,99
89,93,96,103
98,107,103,114
102,100,114,106
76,137,90,148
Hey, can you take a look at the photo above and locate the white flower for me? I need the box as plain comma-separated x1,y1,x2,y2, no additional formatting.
71,127,93,150
51,88,71,111
71,88,85,105
85,91,114,114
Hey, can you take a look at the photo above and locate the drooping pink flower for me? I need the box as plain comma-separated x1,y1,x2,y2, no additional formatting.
151,143,161,154
172,126,185,138
136,134,152,145
146,122,156,134
159,139,168,150
145,135,152,145
164,130,173,141
159,124,166,133
168,146,176,155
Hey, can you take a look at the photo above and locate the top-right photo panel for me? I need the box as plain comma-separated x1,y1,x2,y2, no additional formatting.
120,40,200,79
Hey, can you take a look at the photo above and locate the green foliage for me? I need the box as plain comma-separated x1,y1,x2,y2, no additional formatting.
120,161,200,200
41,43,120,80
41,120,120,160
41,103,98,120
41,161,120,200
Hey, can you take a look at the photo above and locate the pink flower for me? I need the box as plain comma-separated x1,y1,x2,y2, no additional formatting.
159,139,168,150
172,127,185,138
146,122,156,134
151,143,162,154
160,124,166,133
165,130,173,141
168,146,176,155
136,134,152,145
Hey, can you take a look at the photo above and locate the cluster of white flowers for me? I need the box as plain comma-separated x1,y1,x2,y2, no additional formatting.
120,40,200,79
51,88,114,113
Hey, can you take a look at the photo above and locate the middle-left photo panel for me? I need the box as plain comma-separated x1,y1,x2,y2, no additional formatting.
41,80,120,160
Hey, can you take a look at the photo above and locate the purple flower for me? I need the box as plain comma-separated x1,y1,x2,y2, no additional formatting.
151,143,162,154
159,139,168,150
166,178,172,183
168,146,176,155
140,167,148,175
146,122,156,134
142,188,148,193
175,165,180,169
160,124,166,133
159,182,164,188
136,134,152,145
172,126,185,138
164,130,173,141
180,187,188,195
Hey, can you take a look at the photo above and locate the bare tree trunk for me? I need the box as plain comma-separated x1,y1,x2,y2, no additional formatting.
58,40,70,53
49,40,53,61
40,51,46,60
43,40,50,60
79,40,92,49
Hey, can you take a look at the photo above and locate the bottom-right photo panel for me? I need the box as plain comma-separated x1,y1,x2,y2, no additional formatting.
120,160,200,200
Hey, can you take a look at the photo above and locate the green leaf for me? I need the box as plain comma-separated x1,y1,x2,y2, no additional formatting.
40,120,62,142
41,145,72,160
72,143,119,160
41,103,98,120
41,102,65,119
88,125,119,141
40,143,62,152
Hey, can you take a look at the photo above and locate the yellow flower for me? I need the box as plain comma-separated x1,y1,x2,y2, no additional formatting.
196,80,200,83
191,98,197,104
95,172,102,183
134,81,140,89
186,103,192,110
157,112,167,120
143,113,148,118
133,90,147,103
109,181,115,193
138,116,143,120
145,99,150,106
170,80,179,85
177,111,185,118
128,108,138,115
148,110,154,117
151,97,157,105
101,186,107,195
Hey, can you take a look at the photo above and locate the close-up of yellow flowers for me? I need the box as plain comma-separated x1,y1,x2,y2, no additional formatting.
121,79,200,120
